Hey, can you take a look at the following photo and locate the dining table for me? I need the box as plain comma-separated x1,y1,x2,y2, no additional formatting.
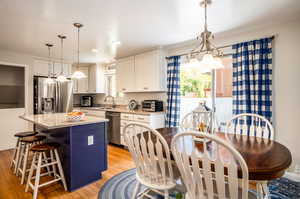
156,127,292,182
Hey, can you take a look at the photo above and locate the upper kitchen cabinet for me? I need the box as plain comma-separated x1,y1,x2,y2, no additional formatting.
73,66,89,93
33,60,72,77
53,63,72,77
73,64,105,94
135,50,166,92
116,56,135,92
116,50,166,92
89,64,105,93
115,49,166,93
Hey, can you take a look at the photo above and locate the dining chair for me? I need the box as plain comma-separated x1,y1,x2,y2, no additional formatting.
226,113,274,140
123,123,177,199
180,111,214,132
226,113,274,199
171,131,256,199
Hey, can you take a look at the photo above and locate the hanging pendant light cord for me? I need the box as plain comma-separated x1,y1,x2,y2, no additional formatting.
204,0,208,31
48,46,51,78
61,37,63,74
77,27,80,70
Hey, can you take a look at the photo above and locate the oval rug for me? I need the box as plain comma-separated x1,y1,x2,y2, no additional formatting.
99,168,300,199
98,169,181,199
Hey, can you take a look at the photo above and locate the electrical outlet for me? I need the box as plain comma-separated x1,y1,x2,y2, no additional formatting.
88,135,94,146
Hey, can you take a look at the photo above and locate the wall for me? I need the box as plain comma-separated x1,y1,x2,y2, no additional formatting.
166,20,300,169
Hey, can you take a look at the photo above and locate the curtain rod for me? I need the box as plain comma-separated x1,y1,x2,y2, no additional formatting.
166,35,275,59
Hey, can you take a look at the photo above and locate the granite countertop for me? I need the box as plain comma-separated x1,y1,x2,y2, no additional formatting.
20,113,108,129
78,107,165,115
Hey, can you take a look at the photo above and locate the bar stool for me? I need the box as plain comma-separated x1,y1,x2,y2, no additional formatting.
16,135,46,184
11,131,38,174
26,143,67,199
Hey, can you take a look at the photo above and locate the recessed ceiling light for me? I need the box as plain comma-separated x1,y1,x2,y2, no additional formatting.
112,41,121,46
91,48,99,53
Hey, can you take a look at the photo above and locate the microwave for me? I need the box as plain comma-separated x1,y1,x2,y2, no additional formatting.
80,96,93,107
142,100,164,112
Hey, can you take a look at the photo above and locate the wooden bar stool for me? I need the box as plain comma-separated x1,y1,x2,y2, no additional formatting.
11,131,38,174
16,135,46,184
26,143,67,199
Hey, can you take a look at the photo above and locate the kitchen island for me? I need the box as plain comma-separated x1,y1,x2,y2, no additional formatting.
20,113,109,191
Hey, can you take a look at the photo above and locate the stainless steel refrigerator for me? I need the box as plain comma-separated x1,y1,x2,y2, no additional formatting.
34,76,73,114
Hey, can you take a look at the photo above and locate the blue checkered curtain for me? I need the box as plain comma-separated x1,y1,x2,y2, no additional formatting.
166,56,181,127
232,37,273,122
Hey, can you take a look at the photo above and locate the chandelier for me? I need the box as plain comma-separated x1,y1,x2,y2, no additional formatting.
188,0,224,71
71,23,86,79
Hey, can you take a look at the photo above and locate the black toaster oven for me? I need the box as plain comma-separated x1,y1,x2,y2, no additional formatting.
142,100,164,112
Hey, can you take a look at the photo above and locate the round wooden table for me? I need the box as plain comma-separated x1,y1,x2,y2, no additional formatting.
157,127,292,181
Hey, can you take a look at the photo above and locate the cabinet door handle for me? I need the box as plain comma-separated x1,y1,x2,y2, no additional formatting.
143,87,148,90
138,117,144,120
122,88,126,91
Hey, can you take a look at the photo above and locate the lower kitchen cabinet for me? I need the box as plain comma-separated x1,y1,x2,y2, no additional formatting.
120,113,165,146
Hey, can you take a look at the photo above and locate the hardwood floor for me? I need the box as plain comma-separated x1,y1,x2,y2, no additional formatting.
0,145,135,199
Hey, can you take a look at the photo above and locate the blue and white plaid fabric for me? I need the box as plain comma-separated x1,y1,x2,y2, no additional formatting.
232,37,273,122
166,56,181,127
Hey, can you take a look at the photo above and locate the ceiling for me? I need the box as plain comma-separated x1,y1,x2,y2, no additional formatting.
0,0,300,63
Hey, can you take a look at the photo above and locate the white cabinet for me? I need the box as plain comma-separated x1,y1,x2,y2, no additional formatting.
76,67,89,93
33,60,50,76
135,50,166,92
89,64,105,93
115,50,166,93
53,63,72,77
116,57,135,92
33,60,72,77
73,64,105,94
120,113,165,146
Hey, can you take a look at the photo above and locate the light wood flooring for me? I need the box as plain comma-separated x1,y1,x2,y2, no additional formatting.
0,145,135,199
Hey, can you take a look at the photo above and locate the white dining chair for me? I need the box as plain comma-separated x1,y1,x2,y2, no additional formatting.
180,111,214,132
226,113,274,140
123,123,177,199
171,131,256,199
226,113,274,199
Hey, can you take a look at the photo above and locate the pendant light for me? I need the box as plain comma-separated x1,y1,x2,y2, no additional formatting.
45,43,55,84
57,34,68,82
71,23,86,79
188,0,224,70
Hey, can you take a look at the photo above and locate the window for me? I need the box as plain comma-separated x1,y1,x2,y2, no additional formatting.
180,56,233,130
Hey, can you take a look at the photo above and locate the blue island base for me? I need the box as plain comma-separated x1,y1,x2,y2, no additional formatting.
37,122,108,191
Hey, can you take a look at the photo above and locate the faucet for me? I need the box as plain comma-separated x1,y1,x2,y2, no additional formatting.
103,95,116,108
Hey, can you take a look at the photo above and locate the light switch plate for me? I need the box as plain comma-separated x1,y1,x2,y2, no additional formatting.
88,135,94,145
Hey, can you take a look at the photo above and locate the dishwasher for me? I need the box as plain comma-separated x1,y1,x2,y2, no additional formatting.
105,111,121,145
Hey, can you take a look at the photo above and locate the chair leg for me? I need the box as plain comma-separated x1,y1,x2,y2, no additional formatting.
32,153,42,199
10,139,19,168
50,150,57,178
15,143,24,175
257,182,267,199
26,153,36,192
21,144,30,184
261,181,270,199
42,152,51,176
54,149,67,191
132,182,141,199
164,190,169,199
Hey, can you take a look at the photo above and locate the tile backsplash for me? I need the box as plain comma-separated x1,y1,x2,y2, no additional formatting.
74,92,167,107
